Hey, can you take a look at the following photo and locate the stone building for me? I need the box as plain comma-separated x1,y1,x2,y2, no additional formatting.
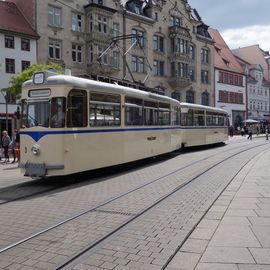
9,0,215,105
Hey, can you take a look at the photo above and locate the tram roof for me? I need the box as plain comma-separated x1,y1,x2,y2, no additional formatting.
23,72,180,106
180,102,228,114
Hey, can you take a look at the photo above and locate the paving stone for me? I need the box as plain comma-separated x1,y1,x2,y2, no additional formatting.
167,251,201,269
180,238,209,254
200,247,255,264
249,248,270,264
209,225,261,247
238,264,270,270
252,226,270,247
195,262,238,270
220,216,251,226
189,228,215,240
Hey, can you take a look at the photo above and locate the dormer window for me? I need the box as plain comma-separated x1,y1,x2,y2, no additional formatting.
134,4,141,14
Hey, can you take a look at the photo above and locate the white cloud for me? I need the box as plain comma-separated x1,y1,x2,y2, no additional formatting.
221,25,270,51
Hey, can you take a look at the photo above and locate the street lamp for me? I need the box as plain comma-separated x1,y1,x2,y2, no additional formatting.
1,88,9,133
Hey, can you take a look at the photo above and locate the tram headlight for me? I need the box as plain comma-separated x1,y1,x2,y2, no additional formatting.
31,144,40,155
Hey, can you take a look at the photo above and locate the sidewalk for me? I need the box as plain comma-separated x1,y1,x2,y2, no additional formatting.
167,146,270,269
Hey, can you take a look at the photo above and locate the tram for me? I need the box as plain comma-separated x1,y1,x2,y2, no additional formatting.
19,70,228,177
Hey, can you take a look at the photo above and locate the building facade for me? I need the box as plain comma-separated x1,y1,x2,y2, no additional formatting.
247,65,270,123
208,28,246,128
11,0,215,106
0,0,38,134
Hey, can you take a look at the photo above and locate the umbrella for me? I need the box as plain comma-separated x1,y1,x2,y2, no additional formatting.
242,119,259,123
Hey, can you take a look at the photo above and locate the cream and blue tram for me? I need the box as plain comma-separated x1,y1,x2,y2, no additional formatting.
20,71,183,177
180,103,228,147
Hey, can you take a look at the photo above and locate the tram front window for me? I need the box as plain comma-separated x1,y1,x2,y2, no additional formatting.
27,102,50,128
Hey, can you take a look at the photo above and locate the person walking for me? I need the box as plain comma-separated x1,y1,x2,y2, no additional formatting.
1,130,11,163
9,129,18,163
266,127,269,141
247,127,253,140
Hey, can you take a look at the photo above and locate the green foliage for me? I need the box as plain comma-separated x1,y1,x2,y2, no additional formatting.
9,63,64,96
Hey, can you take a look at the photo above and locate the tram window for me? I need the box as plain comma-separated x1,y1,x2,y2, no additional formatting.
218,115,225,126
144,101,158,125
125,97,143,126
206,111,219,126
67,90,87,127
90,93,120,127
158,103,170,125
171,106,180,126
181,109,193,126
193,110,205,126
27,102,50,128
50,97,66,128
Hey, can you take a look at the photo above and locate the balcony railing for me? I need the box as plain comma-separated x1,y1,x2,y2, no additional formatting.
169,25,191,39
168,76,191,88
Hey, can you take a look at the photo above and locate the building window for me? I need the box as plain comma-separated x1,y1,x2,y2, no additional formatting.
112,51,120,68
219,90,229,103
113,23,120,38
133,3,142,14
48,6,61,27
153,35,164,52
201,48,209,63
5,35,14,49
202,92,209,106
170,16,181,26
89,45,93,63
171,62,189,78
201,70,209,84
49,39,61,59
186,90,195,103
190,44,195,59
153,60,164,76
21,38,30,51
71,12,82,31
132,29,145,47
22,60,30,71
72,44,83,63
98,45,107,64
171,91,181,101
171,38,188,54
5,58,15,73
97,15,107,33
190,68,195,81
132,56,144,73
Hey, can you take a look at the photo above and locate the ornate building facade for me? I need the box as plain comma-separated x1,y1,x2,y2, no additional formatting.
9,0,215,105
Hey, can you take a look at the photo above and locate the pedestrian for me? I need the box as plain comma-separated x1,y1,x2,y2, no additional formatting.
229,125,234,137
1,130,11,163
15,129,20,162
241,127,245,136
256,126,260,136
266,127,269,141
9,129,18,163
247,127,253,140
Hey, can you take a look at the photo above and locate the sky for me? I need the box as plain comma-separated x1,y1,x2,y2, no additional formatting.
188,0,270,51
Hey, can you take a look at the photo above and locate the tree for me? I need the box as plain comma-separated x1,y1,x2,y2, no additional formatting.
9,63,64,96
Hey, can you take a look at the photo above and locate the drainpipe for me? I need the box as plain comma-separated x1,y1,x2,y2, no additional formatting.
123,9,127,79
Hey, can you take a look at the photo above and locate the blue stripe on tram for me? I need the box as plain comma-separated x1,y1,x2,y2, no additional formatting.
20,126,227,142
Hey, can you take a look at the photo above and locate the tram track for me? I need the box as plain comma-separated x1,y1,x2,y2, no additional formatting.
0,141,268,270
0,139,255,207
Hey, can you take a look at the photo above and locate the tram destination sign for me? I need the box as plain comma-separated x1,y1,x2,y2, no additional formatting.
29,89,51,98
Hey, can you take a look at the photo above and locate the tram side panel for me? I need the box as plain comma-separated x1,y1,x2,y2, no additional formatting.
63,131,125,175
181,127,228,147
122,128,181,162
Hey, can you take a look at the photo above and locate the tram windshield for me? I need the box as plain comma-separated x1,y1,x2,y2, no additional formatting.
27,102,50,128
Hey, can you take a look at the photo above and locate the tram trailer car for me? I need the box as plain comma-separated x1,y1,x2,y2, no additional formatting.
20,71,228,178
